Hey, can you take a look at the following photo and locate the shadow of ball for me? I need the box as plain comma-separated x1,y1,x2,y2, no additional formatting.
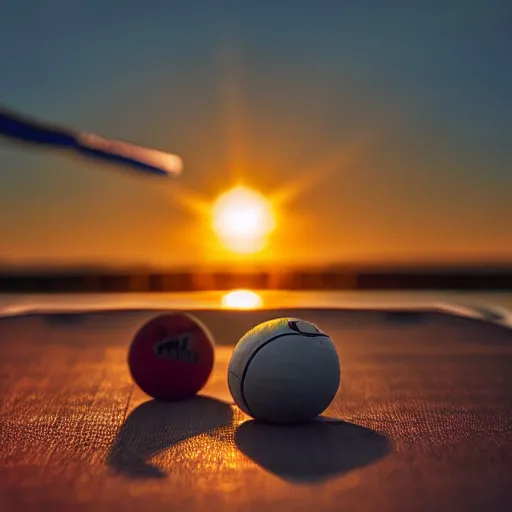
235,417,391,484
107,396,233,478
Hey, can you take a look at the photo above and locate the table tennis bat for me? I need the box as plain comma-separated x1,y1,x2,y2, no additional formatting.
0,106,183,178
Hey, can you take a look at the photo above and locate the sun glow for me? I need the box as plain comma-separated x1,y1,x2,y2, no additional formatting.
212,186,275,254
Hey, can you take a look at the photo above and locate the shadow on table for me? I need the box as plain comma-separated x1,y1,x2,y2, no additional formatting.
107,396,233,478
235,417,392,484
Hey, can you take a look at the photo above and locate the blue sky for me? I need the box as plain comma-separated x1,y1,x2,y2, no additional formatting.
1,1,511,266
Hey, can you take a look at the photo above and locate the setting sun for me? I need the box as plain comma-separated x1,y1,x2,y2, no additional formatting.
212,186,275,254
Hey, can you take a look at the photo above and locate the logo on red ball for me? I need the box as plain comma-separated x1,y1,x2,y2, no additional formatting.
153,332,199,363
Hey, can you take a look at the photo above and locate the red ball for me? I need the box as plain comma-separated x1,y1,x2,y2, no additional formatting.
128,312,215,400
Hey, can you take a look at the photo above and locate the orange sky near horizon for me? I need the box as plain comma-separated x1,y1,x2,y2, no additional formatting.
1,2,511,268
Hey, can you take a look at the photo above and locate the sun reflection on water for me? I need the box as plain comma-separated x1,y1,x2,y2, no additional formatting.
221,290,263,310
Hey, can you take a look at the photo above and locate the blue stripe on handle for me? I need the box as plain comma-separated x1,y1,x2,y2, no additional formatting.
0,109,77,147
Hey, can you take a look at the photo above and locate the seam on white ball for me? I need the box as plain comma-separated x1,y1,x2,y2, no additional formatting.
239,331,330,419
227,370,240,400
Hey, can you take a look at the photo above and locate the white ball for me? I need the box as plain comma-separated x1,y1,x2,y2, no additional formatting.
228,317,341,424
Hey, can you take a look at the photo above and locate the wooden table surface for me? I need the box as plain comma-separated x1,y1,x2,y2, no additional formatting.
1,308,512,511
